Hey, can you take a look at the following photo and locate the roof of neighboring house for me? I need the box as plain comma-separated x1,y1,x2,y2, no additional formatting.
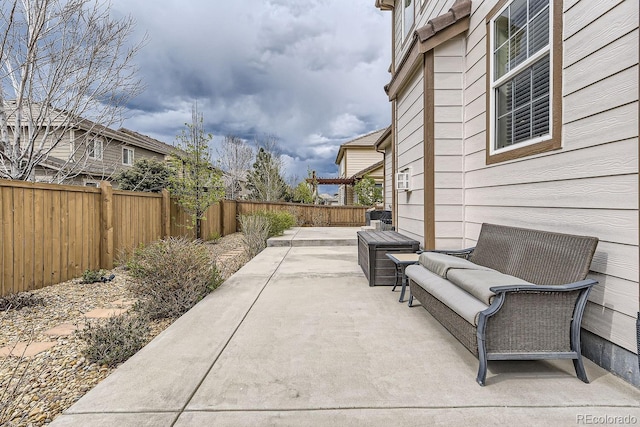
38,156,119,178
374,126,392,150
3,101,176,156
118,128,177,156
335,128,388,164
354,160,384,179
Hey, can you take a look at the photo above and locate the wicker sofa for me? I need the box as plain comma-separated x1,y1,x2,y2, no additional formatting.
405,223,599,386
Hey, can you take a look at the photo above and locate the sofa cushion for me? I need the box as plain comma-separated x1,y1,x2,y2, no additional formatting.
419,252,492,278
446,269,533,305
406,265,488,326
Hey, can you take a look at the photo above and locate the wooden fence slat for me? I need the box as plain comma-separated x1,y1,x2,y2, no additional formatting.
50,190,61,285
0,187,3,295
33,189,45,290
23,189,35,291
1,187,11,295
100,181,114,269
60,190,70,283
14,188,25,292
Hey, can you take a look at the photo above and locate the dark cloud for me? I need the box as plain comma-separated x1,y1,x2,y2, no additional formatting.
112,0,391,180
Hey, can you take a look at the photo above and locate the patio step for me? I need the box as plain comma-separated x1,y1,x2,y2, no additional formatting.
267,237,357,247
267,227,359,247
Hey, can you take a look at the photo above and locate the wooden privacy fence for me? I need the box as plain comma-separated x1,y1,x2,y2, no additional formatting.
236,200,368,227
0,179,367,296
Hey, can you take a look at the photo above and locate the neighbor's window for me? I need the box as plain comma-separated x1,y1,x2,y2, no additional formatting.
487,0,561,163
88,139,103,160
402,0,414,41
122,147,134,166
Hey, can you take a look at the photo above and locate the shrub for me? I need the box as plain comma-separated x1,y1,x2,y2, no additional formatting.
311,208,329,226
255,210,296,237
207,231,222,243
77,313,150,366
354,174,383,206
126,237,223,319
0,292,45,311
81,269,106,284
287,207,305,226
238,214,270,258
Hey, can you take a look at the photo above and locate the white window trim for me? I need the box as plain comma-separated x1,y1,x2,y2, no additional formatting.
84,180,100,187
401,0,415,43
122,146,135,166
488,0,554,156
69,129,75,156
88,138,104,160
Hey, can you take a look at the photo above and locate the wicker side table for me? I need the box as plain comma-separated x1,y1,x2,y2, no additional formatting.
386,252,420,302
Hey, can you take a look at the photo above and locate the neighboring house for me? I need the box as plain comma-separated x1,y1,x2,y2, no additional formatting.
335,128,387,205
1,101,177,186
38,124,175,187
220,170,251,200
374,0,639,385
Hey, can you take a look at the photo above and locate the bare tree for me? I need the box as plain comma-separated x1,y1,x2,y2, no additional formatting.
245,136,288,202
215,135,253,200
0,0,145,181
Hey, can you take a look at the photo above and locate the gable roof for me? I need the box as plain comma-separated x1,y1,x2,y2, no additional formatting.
118,128,176,156
335,128,387,164
3,101,176,157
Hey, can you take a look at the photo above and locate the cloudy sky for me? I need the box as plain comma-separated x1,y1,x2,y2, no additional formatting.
110,0,392,183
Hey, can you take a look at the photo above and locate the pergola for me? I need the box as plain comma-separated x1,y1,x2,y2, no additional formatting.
305,171,357,203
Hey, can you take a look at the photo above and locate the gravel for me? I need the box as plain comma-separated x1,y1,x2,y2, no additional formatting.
0,232,247,426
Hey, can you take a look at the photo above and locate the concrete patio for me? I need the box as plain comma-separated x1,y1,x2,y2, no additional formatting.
52,227,640,426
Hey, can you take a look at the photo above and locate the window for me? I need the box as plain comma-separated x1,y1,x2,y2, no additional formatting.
402,0,414,41
84,180,100,187
88,139,103,160
487,0,561,163
122,147,134,166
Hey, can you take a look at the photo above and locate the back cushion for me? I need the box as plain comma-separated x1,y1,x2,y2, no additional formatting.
469,223,598,285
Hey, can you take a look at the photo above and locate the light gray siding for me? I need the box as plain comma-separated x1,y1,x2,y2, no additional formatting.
395,67,425,246
459,0,639,353
434,38,465,249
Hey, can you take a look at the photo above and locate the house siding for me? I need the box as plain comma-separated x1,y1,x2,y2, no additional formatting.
457,0,639,354
338,147,384,205
434,38,465,250
71,132,167,179
395,67,425,246
386,0,639,369
345,149,383,177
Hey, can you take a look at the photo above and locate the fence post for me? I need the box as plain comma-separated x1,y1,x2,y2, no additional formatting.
100,181,114,269
161,189,171,238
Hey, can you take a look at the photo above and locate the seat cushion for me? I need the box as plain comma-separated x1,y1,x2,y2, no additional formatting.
406,265,488,326
447,269,532,305
419,252,492,278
